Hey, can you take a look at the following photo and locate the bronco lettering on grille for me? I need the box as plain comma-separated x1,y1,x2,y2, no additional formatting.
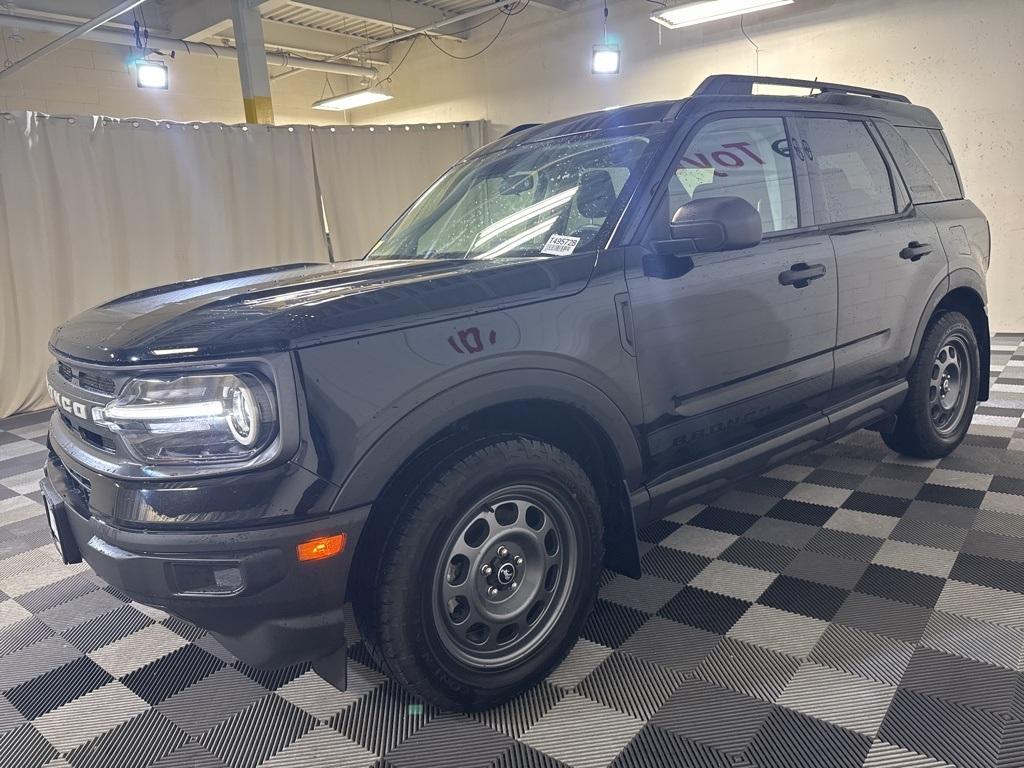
46,381,91,421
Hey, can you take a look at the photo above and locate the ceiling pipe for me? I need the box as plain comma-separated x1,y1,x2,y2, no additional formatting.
271,0,525,83
0,11,378,78
0,0,148,82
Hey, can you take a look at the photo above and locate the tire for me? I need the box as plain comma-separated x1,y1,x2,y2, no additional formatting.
355,437,604,710
882,310,979,459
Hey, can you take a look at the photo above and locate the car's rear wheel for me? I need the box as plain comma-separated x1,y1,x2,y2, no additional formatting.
356,437,603,710
882,311,979,458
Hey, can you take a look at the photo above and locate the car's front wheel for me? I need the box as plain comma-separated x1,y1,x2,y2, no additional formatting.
882,310,980,458
356,437,604,710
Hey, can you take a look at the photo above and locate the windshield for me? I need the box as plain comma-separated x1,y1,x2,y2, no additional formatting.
368,130,656,261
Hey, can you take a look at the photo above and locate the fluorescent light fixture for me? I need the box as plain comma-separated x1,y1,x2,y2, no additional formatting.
313,87,393,111
136,60,168,90
650,0,794,29
591,44,621,75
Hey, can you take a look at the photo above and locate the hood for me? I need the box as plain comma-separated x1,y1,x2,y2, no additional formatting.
50,256,594,365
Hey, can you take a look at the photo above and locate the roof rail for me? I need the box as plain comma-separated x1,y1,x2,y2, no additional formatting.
693,74,911,104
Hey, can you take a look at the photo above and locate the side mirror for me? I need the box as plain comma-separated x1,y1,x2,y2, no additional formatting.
668,196,762,253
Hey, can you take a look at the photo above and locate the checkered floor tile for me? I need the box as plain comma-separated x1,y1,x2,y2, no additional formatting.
4,333,1024,767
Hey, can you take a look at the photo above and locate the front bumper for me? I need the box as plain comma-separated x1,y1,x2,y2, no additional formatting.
42,442,369,673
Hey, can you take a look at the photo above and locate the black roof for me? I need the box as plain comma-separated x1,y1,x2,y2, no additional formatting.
475,74,941,158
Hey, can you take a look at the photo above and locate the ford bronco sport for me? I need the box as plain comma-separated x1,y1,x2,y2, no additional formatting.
40,74,990,710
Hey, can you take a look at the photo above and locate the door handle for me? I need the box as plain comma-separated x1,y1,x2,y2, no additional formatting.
778,262,827,288
900,241,932,261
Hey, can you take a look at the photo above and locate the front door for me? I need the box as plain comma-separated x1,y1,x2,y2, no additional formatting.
626,114,839,486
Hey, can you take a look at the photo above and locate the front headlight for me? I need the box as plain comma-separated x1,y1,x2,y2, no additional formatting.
94,373,278,465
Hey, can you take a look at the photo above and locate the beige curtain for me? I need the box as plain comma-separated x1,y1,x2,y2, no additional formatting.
0,115,485,418
0,114,327,417
314,122,485,259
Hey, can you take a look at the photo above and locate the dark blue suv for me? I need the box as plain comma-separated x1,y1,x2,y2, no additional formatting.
40,75,989,710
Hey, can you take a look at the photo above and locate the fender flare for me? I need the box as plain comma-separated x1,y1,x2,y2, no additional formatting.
329,368,646,512
908,268,989,396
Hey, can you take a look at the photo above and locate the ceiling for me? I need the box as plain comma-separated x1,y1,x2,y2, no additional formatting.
2,0,574,71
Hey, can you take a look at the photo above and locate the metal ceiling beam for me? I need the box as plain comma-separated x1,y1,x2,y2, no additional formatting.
153,0,566,47
270,0,524,83
0,12,379,77
165,0,288,41
525,0,573,11
162,0,233,40
0,0,148,82
0,0,170,31
287,0,469,41
217,18,390,65
172,0,292,41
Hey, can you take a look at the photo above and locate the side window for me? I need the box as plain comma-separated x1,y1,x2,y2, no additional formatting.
666,116,799,234
876,122,963,203
799,118,896,223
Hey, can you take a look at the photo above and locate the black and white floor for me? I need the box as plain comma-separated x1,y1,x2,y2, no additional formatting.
3,333,1024,768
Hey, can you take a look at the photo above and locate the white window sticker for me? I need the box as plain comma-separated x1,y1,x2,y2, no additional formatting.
541,234,581,256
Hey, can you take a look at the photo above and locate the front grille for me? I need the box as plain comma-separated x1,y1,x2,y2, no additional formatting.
79,371,116,396
52,358,124,465
56,361,116,396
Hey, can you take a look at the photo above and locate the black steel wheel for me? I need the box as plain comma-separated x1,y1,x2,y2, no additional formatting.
433,486,577,669
355,437,604,711
883,310,979,458
928,333,972,437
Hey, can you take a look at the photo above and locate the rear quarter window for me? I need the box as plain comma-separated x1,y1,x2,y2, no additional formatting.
798,117,897,224
877,122,963,203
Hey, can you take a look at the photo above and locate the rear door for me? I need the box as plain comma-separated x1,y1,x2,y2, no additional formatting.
794,115,948,408
874,121,988,287
626,113,838,485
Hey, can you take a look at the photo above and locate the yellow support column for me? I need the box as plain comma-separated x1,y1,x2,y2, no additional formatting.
231,0,274,125
242,96,274,125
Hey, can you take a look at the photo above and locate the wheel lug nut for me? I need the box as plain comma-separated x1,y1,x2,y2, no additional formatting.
510,581,518,590
481,564,492,576
513,555,524,566
487,586,498,597
497,546,509,558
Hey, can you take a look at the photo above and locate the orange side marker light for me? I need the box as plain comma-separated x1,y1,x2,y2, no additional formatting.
297,533,346,562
